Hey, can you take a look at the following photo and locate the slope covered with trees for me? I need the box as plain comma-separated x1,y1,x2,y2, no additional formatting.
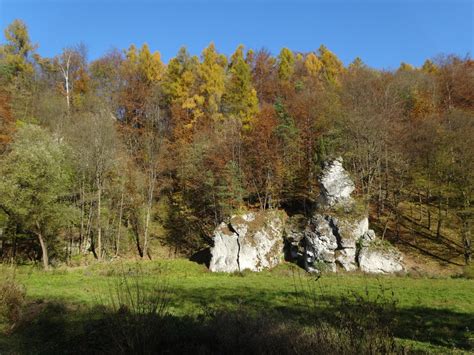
0,20,472,270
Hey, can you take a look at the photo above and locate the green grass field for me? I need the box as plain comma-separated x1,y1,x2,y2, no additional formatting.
1,259,473,353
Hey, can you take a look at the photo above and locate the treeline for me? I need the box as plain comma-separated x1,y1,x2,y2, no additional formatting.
0,20,472,269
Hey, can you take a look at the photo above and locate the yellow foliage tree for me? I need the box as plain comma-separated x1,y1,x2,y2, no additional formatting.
318,45,344,85
304,52,323,78
277,47,295,81
197,43,227,120
223,45,259,129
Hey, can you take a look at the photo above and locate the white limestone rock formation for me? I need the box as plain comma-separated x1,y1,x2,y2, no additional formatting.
303,213,370,273
318,158,355,208
358,241,404,274
335,248,358,271
301,157,404,274
209,158,404,275
209,211,287,272
303,214,339,272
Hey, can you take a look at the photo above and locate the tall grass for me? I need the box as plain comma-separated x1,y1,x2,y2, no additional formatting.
100,263,171,353
0,271,26,333
290,268,402,354
92,265,404,354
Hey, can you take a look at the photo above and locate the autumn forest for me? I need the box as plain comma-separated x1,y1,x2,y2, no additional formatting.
0,19,472,270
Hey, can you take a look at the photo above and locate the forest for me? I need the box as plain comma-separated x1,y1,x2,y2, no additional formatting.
0,19,472,270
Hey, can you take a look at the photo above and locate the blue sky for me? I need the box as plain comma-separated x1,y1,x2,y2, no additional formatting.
0,0,472,69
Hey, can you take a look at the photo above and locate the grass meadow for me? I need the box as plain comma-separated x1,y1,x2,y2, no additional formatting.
0,259,473,354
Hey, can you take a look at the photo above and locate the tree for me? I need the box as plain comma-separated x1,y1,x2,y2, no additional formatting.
0,125,76,269
138,44,164,83
242,103,282,209
56,44,90,112
118,44,163,127
0,19,37,122
196,43,227,120
277,48,295,82
398,62,414,72
318,45,344,85
89,49,124,113
68,111,118,260
223,45,259,128
304,52,323,78
0,89,15,153
162,47,200,138
162,47,197,105
0,19,35,79
421,59,438,74
348,57,367,71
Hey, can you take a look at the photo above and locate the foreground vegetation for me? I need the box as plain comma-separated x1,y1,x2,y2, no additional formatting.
0,259,473,353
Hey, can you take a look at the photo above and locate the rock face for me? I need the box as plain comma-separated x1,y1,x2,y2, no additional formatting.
319,158,355,207
208,158,404,275
209,211,286,272
303,213,369,272
358,240,404,274
299,157,404,274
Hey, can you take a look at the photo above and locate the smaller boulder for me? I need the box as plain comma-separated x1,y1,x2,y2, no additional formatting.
358,241,404,274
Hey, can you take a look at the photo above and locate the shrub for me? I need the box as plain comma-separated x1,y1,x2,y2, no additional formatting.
462,263,474,279
0,274,26,331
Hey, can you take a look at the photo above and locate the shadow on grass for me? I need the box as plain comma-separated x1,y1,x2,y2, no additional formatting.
4,284,472,354
166,284,474,350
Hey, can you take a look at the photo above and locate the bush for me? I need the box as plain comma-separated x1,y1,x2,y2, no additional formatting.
0,274,26,331
462,263,474,279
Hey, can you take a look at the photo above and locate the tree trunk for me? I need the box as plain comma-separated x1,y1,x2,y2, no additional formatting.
436,196,442,238
37,232,49,270
97,184,102,260
143,169,155,260
116,189,124,257
462,219,471,265
418,191,423,221
79,179,85,252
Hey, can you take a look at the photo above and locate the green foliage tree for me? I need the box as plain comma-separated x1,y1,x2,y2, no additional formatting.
162,47,197,105
0,125,76,269
421,59,438,74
